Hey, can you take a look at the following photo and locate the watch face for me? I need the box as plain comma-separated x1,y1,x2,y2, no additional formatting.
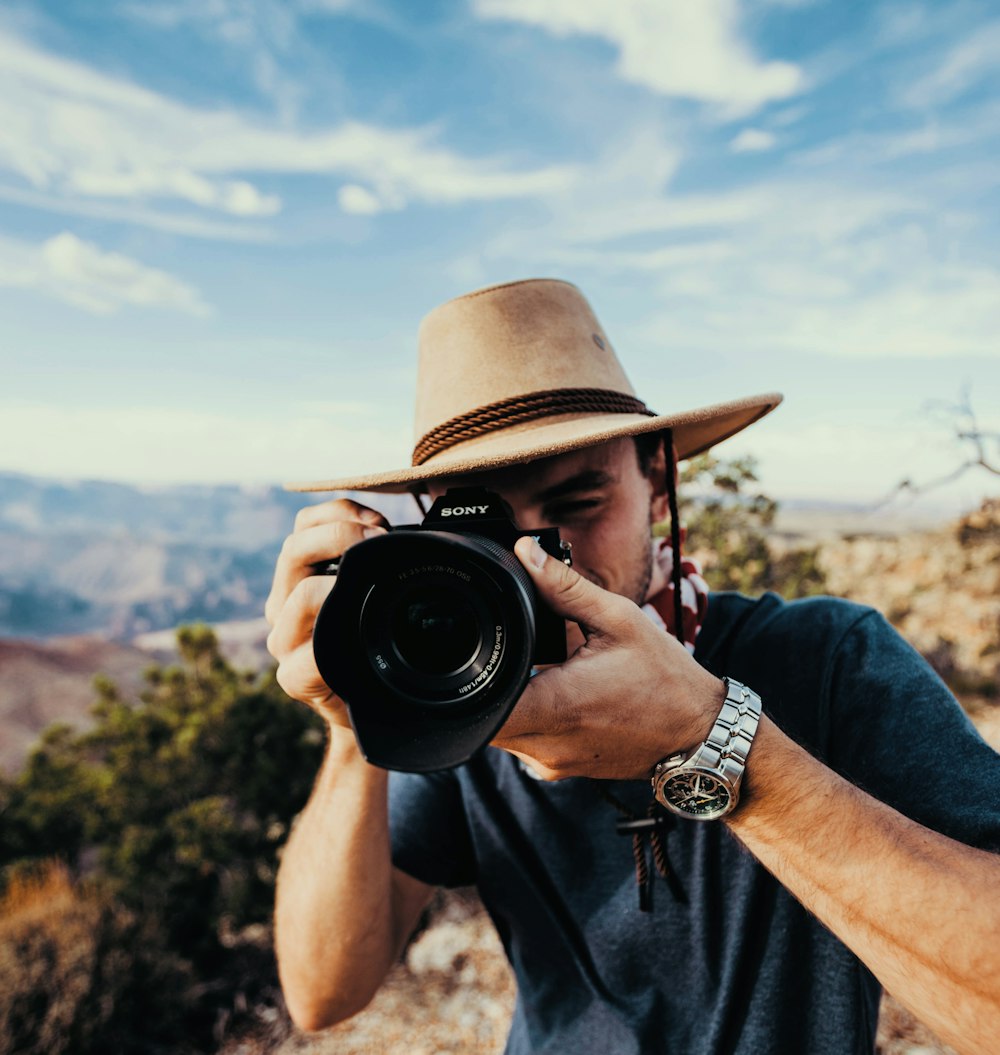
660,770,734,819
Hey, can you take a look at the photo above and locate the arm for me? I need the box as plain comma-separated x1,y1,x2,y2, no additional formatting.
265,499,434,1031
499,536,1000,1055
728,718,1000,1055
274,727,432,1030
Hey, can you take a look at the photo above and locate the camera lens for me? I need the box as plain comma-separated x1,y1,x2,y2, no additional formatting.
312,528,539,771
358,547,516,709
390,586,482,676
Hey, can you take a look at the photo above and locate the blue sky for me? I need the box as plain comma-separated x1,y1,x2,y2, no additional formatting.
0,0,998,512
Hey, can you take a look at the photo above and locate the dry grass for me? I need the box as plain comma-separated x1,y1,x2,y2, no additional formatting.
0,857,74,918
0,860,194,1055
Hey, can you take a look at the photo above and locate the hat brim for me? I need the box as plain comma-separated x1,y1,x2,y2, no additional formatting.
285,392,783,494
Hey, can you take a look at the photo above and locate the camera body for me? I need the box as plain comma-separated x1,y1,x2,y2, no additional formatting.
395,488,570,665
312,488,570,772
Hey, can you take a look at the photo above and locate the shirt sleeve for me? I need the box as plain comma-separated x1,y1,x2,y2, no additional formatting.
824,608,1000,852
388,768,478,888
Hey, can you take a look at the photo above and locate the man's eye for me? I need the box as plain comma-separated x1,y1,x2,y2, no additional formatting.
548,499,601,518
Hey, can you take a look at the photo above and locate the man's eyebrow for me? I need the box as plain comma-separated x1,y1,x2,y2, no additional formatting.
533,470,614,504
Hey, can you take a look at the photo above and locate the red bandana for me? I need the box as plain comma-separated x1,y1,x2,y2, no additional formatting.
641,538,710,652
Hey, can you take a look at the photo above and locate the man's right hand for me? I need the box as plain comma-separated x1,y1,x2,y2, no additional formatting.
266,501,433,1032
265,498,389,729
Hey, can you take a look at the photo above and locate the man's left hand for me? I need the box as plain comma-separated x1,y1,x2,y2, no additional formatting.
494,536,723,780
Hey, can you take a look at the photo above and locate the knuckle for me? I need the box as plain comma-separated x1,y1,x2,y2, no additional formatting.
532,744,566,775
275,668,318,708
553,565,586,602
274,661,294,698
289,575,320,610
331,498,375,523
279,532,299,561
603,594,634,629
293,498,371,536
274,649,316,702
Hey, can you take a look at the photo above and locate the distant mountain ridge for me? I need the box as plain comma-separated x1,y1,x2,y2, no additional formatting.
0,472,416,639
0,471,384,549
0,470,960,640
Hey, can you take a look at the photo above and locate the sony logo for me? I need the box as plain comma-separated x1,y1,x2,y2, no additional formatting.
441,505,489,517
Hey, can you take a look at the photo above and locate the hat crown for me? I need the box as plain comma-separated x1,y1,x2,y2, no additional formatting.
414,279,636,446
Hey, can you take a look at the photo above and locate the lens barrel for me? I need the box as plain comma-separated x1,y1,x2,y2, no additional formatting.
313,530,538,771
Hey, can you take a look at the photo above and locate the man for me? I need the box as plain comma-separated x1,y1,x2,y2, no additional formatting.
266,279,1000,1054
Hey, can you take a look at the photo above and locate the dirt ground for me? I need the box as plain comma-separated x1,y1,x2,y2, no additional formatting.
221,883,965,1055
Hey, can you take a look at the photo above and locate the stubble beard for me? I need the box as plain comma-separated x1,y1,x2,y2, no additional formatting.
624,522,655,608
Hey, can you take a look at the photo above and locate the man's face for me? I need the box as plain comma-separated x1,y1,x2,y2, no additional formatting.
427,436,668,608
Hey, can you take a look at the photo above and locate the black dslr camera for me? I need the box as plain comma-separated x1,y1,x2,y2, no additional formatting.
312,488,571,772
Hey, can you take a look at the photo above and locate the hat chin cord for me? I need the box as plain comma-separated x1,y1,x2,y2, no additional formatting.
664,429,686,649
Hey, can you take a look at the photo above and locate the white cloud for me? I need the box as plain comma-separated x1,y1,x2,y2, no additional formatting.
790,100,1000,185
0,26,578,228
902,20,1000,109
120,0,306,119
69,167,282,217
481,121,687,253
634,231,1000,360
0,231,210,315
473,0,804,115
474,122,1000,363
0,182,276,242
337,184,385,215
730,127,777,153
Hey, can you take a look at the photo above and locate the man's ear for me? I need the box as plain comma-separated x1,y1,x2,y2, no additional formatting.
647,438,671,524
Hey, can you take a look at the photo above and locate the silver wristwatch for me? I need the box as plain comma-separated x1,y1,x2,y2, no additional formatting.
651,677,762,821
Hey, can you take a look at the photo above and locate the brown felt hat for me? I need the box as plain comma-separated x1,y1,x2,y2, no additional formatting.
286,278,782,493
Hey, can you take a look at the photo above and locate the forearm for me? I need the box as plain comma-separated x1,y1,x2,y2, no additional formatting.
727,715,1000,1055
274,726,398,1030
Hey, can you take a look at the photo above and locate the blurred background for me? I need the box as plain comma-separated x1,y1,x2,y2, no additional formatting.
0,1,997,1053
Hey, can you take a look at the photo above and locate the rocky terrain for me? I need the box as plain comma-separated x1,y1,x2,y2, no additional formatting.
221,898,960,1055
814,499,1000,753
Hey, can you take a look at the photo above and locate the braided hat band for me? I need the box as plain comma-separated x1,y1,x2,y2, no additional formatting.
412,387,656,466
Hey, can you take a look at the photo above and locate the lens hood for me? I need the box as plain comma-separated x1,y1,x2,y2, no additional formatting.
313,530,537,771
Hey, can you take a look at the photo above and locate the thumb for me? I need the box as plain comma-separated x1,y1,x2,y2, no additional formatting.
514,535,622,636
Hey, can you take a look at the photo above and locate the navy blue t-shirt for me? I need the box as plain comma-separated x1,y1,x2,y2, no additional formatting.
389,593,1000,1054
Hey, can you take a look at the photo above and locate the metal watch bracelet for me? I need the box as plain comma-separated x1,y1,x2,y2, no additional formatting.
687,677,762,780
651,677,763,817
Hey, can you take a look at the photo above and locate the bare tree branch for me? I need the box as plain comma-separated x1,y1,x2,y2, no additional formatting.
875,390,1000,508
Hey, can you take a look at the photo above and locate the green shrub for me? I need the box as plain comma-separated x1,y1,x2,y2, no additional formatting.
657,453,828,599
0,627,325,1051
